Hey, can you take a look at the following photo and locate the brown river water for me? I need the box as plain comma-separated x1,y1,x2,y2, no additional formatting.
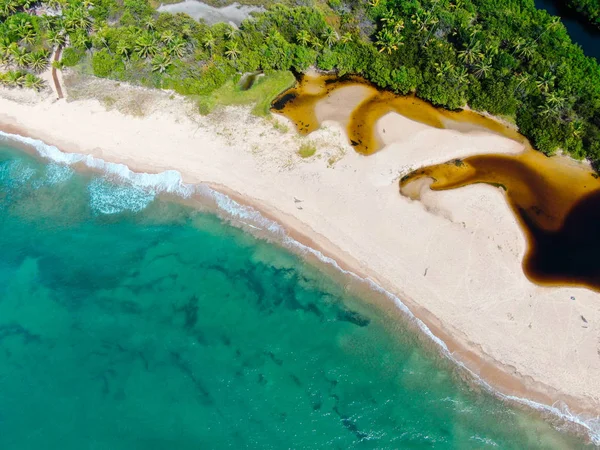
272,74,600,291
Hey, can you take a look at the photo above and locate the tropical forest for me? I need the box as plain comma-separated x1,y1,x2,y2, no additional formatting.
567,0,600,28
1,0,600,167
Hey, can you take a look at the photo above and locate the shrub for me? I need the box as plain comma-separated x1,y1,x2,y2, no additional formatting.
91,49,125,78
298,141,317,158
61,48,86,67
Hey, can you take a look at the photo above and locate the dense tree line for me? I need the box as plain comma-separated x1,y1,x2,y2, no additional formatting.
567,0,600,28
353,0,600,166
1,0,600,168
0,0,59,89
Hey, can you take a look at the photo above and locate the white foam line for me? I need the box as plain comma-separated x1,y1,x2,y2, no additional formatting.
212,191,600,444
2,130,599,444
1,131,196,198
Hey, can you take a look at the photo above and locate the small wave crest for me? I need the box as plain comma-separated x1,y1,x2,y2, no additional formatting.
0,155,71,192
1,130,598,444
88,178,155,215
38,163,74,186
0,158,36,188
1,131,195,214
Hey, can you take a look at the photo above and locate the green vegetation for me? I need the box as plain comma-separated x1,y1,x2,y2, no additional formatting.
298,141,317,158
352,0,600,166
567,0,600,28
1,0,600,169
61,47,86,67
196,70,295,115
0,0,52,91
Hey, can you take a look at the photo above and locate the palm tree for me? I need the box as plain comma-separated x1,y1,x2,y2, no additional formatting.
161,30,175,45
29,50,50,72
64,7,92,33
0,51,10,67
473,57,492,79
434,61,454,78
39,15,54,32
144,17,156,31
379,9,404,32
340,32,353,45
93,32,109,49
380,9,396,27
458,40,482,64
484,42,499,57
47,29,66,48
9,17,33,39
224,41,240,60
517,41,537,60
0,0,17,17
455,66,469,84
5,70,25,87
70,30,90,50
539,92,566,117
181,25,193,39
0,51,10,66
10,46,31,69
151,52,171,73
167,37,187,58
116,41,131,60
46,0,66,10
536,71,555,93
134,33,158,58
296,30,311,47
376,28,402,54
24,73,45,91
513,72,531,95
512,37,526,54
203,32,215,56
309,36,322,50
570,120,584,138
322,28,338,48
0,37,11,59
225,26,237,40
21,29,37,46
412,10,434,33
533,16,561,45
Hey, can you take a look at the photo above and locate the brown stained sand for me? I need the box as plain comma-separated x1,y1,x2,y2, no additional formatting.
275,73,600,290
401,151,600,290
273,72,526,154
271,73,357,134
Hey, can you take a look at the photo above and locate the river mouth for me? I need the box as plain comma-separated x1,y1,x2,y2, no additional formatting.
271,72,524,155
400,152,600,291
273,73,600,291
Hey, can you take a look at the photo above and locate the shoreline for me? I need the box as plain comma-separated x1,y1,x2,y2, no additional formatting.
1,83,599,442
2,125,598,442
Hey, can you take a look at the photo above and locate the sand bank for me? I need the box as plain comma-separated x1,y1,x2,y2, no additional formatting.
1,80,599,439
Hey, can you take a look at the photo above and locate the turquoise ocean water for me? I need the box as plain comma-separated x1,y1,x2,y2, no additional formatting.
0,137,593,449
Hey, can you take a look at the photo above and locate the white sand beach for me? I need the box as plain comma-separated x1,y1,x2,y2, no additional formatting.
1,78,599,432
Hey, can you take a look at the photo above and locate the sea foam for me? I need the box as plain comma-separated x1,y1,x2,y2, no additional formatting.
1,129,598,444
